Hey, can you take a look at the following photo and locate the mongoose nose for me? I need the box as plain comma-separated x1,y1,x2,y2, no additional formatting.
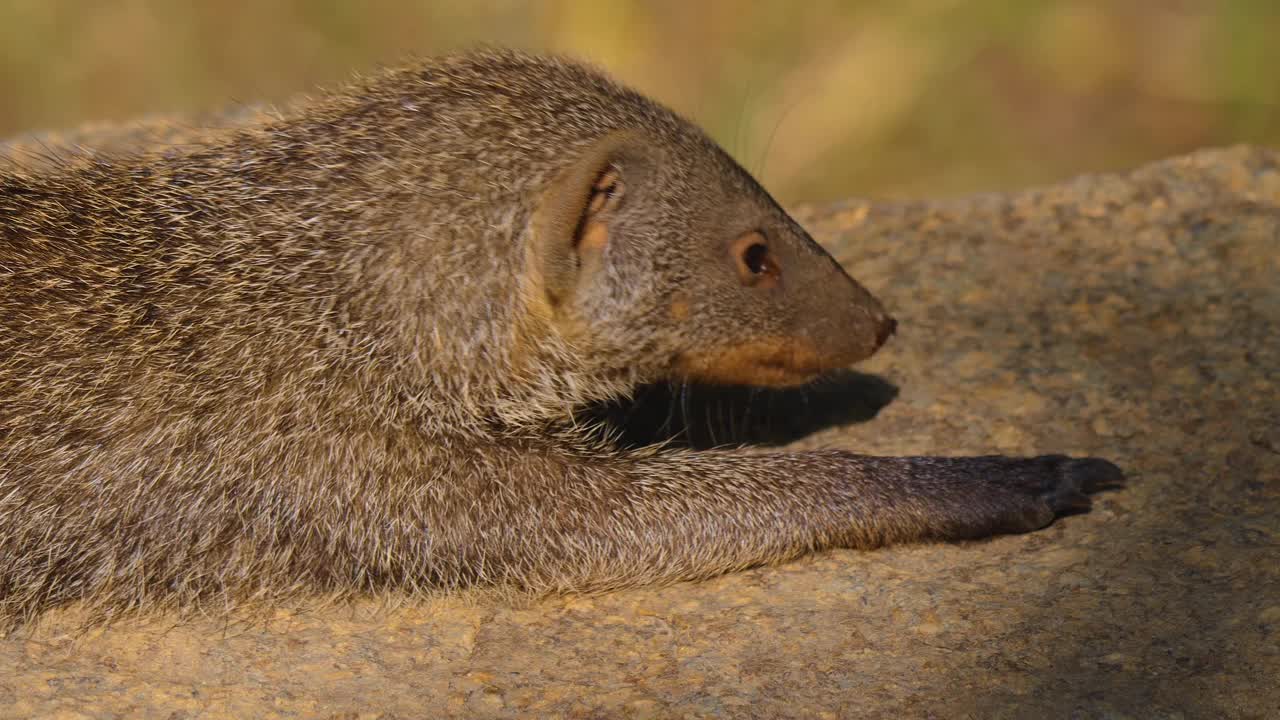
875,316,898,348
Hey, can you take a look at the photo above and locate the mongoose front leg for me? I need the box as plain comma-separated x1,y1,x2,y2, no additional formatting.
420,444,1124,592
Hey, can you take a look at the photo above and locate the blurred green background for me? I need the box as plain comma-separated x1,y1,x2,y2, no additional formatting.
1,0,1277,203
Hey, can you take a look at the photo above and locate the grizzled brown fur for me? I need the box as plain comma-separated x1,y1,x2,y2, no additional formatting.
0,50,1122,625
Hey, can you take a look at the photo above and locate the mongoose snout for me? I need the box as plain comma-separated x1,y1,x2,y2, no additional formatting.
875,315,898,349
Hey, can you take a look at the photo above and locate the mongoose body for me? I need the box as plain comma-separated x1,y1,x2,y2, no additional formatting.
0,50,1121,623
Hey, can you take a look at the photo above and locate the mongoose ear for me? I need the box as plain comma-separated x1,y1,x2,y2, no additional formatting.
533,130,651,307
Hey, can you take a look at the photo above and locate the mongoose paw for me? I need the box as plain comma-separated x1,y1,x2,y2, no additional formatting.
991,454,1125,534
1038,455,1125,516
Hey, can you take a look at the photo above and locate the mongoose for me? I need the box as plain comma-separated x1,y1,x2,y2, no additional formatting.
0,50,1122,624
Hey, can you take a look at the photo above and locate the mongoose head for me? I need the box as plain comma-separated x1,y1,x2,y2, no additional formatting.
532,123,895,389
372,53,896,398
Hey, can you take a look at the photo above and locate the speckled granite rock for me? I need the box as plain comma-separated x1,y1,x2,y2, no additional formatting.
2,146,1277,719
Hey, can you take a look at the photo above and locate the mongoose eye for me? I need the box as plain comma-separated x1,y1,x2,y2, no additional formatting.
743,243,770,274
730,231,780,287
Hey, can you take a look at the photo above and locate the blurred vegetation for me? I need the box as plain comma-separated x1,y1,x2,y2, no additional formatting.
1,0,1277,203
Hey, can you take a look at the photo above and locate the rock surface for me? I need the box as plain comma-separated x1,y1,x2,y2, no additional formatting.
2,146,1278,719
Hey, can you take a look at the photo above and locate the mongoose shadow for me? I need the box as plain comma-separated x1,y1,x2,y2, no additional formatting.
584,370,899,450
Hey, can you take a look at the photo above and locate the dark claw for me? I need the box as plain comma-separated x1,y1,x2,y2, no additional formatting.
1063,457,1126,493
1042,457,1124,517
